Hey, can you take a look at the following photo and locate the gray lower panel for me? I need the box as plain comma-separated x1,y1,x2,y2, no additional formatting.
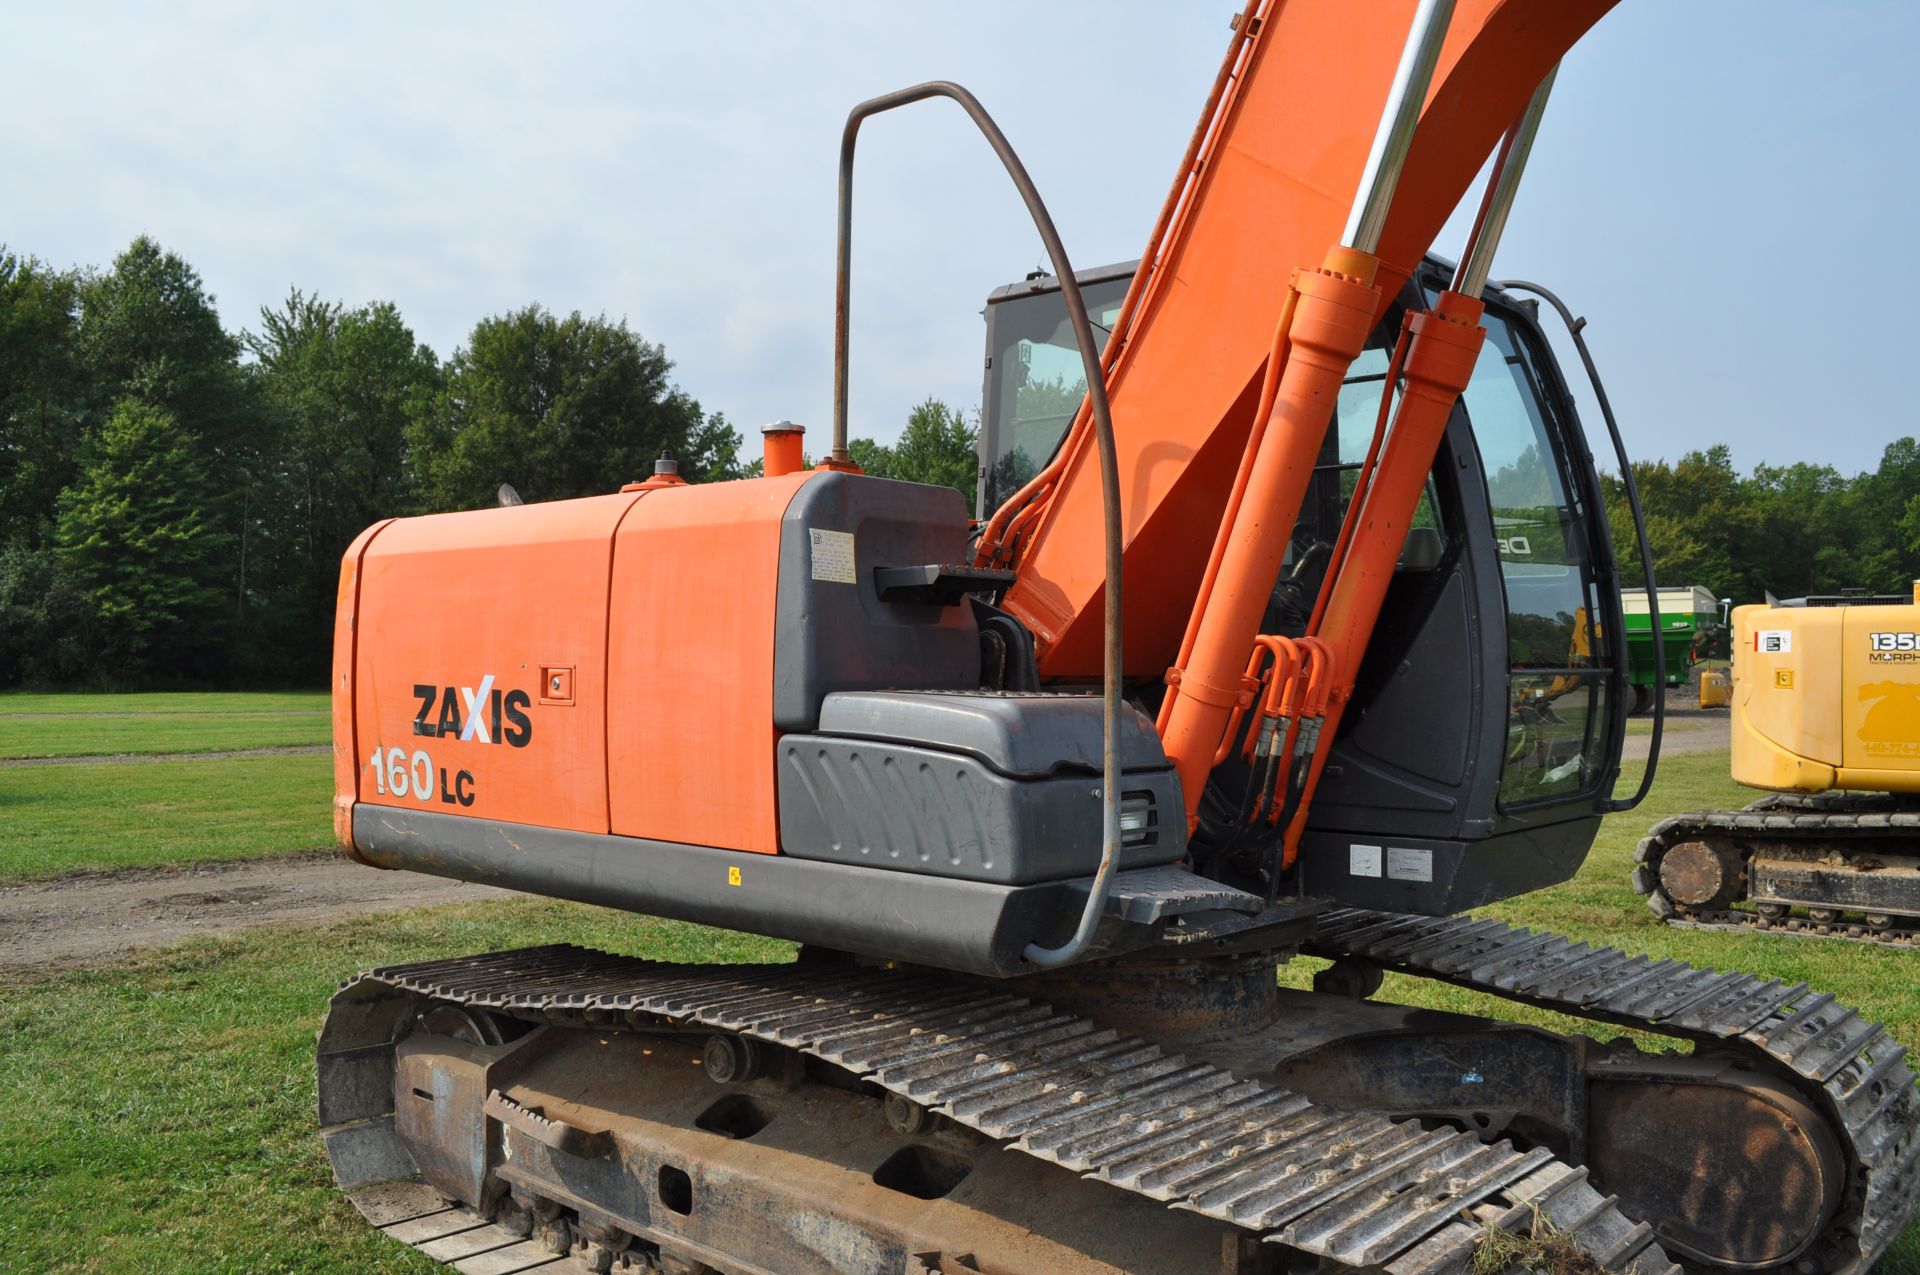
352,805,1077,977
1296,817,1595,915
777,735,1183,884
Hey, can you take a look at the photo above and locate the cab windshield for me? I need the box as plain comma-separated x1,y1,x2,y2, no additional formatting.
1457,306,1615,808
979,274,1130,513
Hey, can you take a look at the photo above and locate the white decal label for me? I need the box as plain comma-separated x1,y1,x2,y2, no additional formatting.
1388,847,1434,883
1349,844,1383,878
809,528,857,584
1754,629,1792,654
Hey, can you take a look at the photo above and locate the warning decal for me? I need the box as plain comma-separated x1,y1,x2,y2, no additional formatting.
809,529,857,584
1754,629,1792,655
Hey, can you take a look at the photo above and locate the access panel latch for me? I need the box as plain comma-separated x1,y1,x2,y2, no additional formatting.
874,563,1016,606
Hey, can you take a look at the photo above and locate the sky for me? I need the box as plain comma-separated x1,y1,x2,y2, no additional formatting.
5,2,1916,475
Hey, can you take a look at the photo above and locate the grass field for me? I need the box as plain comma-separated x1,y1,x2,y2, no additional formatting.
2,695,1916,1271
0,754,333,882
0,903,790,1274
0,690,329,759
0,690,330,715
0,691,334,882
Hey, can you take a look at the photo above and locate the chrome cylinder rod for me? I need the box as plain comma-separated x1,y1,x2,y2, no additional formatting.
1341,0,1458,255
1452,65,1557,298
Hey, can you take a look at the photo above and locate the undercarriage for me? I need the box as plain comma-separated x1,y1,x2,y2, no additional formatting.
318,911,1919,1275
1637,793,1920,948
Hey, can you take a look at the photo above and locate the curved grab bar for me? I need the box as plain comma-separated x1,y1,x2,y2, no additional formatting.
830,82,1124,966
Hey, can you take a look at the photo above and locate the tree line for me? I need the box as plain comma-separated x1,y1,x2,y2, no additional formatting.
0,237,978,689
1599,441,1920,605
8,235,1914,690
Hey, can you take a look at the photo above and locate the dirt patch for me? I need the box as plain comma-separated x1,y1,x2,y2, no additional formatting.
1621,682,1731,763
1,744,331,768
0,853,512,979
1622,714,1729,762
131,883,295,914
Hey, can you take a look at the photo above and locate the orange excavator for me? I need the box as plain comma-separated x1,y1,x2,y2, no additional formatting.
316,3,1920,1272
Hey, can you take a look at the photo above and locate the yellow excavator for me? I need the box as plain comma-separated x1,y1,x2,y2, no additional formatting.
1637,587,1920,944
314,3,1920,1273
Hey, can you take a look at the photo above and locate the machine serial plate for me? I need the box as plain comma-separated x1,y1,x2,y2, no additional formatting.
1387,847,1434,882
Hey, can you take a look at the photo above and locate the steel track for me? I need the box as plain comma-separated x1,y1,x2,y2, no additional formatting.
1303,908,1920,1274
1637,793,1920,949
325,946,1679,1275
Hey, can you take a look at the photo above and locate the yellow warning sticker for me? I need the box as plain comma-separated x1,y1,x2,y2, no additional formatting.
727,866,743,887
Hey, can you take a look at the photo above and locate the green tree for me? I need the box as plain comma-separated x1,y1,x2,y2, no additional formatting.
243,290,441,680
847,436,892,475
1841,438,1920,593
81,241,243,430
79,237,248,455
54,399,233,679
77,237,256,629
893,398,980,511
1603,439,1920,605
407,306,741,510
1603,446,1754,599
0,544,97,686
0,249,88,549
848,398,980,513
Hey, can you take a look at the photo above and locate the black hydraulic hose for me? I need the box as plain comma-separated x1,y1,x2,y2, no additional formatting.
1494,279,1662,811
1244,733,1274,833
1263,745,1315,904
831,83,1124,967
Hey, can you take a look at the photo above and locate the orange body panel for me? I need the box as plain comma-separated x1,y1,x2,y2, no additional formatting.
332,518,393,857
999,0,1612,681
336,473,817,855
350,494,642,834
607,472,813,854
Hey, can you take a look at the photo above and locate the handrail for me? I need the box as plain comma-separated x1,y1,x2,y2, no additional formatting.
831,82,1124,967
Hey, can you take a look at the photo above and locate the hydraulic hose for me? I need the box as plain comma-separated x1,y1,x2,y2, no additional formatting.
828,81,1124,969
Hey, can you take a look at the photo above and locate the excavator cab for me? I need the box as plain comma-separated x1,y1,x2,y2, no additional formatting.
978,256,1631,915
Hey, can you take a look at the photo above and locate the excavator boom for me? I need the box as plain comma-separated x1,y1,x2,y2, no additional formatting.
983,0,1610,678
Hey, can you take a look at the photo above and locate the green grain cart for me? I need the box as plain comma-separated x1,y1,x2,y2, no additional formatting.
1619,585,1724,714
